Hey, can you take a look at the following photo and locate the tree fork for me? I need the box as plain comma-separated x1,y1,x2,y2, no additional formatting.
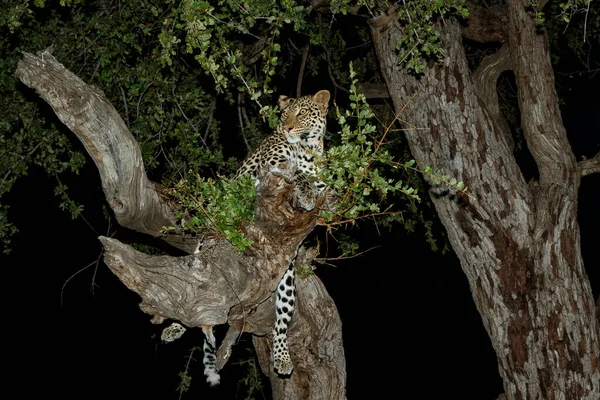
369,5,599,399
16,49,347,400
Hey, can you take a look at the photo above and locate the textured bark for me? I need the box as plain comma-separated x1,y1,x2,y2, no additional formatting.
461,3,509,43
15,51,193,252
370,5,599,400
16,50,346,400
254,250,346,400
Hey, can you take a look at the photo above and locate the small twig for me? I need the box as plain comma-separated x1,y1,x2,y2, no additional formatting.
207,12,261,40
315,245,381,263
237,92,252,153
583,0,590,43
136,80,154,120
319,210,404,227
345,40,372,51
229,51,263,109
54,175,100,235
317,13,349,96
375,85,424,154
90,59,101,81
177,347,198,400
2,141,43,183
326,52,350,95
203,97,217,144
172,85,208,148
296,43,310,97
60,252,103,306
119,85,130,127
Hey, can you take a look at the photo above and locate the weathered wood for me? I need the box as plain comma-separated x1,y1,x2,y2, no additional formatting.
16,49,347,400
254,272,346,400
15,50,194,252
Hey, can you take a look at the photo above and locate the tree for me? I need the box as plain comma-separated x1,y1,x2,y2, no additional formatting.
368,1,599,398
2,1,599,399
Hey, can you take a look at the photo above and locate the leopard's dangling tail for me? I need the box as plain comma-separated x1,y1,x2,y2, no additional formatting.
202,326,220,386
273,262,296,375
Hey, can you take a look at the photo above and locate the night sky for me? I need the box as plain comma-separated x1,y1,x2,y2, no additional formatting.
3,69,599,400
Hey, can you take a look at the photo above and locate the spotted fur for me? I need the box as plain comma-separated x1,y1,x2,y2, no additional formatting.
236,90,330,201
200,91,330,383
273,262,296,375
241,90,330,376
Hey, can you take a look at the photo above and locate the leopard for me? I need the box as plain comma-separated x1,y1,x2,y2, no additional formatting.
201,90,330,383
236,89,330,209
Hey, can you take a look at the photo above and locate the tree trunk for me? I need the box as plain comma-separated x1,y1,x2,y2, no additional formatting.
16,50,346,400
369,5,599,399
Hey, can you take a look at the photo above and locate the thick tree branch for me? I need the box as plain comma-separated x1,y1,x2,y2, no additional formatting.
461,1,549,43
100,236,249,327
253,246,345,400
15,49,194,251
579,152,600,177
473,44,514,149
297,43,310,97
505,0,579,196
461,3,509,43
369,9,599,398
254,274,346,400
473,45,512,108
16,49,346,399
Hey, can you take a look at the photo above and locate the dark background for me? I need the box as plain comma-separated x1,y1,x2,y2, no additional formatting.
2,63,599,400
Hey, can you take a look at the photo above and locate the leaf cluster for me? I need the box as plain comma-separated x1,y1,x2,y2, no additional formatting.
394,0,469,73
318,65,421,226
163,173,256,252
159,0,313,120
0,0,232,252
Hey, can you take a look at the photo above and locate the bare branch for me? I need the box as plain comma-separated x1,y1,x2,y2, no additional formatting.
579,152,600,177
15,50,193,250
296,43,310,97
100,236,246,327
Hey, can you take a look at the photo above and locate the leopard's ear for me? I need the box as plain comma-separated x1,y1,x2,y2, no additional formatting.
279,95,291,109
312,90,330,113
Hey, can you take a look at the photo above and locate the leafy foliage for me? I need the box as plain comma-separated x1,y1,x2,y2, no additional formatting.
0,0,470,255
163,173,256,251
392,0,469,73
0,0,233,252
319,66,421,225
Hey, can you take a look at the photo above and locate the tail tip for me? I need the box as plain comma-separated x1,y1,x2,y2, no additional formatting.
274,358,293,376
205,369,221,387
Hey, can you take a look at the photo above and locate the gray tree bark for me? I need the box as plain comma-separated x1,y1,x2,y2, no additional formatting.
16,50,346,400
369,3,599,399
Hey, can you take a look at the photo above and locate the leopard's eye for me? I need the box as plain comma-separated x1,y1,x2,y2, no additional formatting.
299,108,307,115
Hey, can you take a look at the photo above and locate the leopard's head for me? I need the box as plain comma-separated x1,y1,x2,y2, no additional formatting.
278,90,330,145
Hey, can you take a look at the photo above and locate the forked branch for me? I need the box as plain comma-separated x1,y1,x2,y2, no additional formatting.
16,49,346,399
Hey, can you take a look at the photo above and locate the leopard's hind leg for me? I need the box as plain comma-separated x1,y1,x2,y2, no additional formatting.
273,262,296,375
